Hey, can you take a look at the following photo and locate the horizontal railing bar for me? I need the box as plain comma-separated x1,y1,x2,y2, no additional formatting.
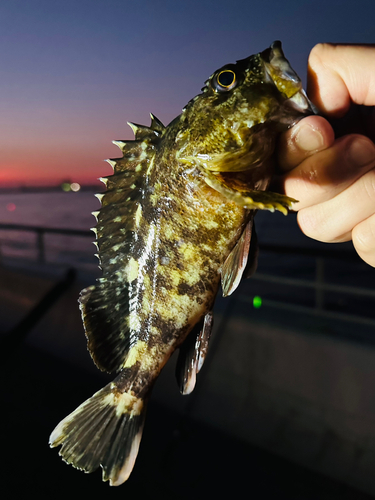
0,223,92,237
259,243,358,261
238,295,375,328
253,273,375,298
0,224,359,260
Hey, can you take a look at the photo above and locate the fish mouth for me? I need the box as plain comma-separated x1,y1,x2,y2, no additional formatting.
261,41,301,85
262,41,318,117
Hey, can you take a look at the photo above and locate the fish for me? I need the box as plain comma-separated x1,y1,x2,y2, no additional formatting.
49,41,315,486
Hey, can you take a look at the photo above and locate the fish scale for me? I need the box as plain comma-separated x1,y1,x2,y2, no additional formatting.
49,41,316,486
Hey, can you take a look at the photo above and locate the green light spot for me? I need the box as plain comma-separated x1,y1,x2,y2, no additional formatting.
253,296,262,309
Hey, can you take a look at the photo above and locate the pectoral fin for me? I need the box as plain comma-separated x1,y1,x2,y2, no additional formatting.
202,168,297,215
221,218,253,297
175,312,214,395
244,220,259,279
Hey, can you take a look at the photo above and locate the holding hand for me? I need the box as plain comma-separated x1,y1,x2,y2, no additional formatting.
278,43,375,266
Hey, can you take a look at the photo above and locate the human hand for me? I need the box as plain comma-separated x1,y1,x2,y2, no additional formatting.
277,44,375,266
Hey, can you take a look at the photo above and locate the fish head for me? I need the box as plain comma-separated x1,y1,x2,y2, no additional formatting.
175,41,315,174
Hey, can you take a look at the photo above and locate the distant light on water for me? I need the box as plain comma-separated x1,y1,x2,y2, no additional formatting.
6,202,16,212
70,182,81,192
253,296,262,309
61,182,81,192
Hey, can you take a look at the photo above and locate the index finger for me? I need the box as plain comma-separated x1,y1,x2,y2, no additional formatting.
307,43,375,117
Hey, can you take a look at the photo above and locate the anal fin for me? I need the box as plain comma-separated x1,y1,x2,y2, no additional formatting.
175,312,214,395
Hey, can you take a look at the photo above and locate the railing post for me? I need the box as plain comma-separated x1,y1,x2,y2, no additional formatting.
36,229,45,263
315,257,325,311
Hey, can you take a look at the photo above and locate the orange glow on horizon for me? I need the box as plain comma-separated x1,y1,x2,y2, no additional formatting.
0,155,114,188
0,166,104,188
0,131,120,189
0,174,103,188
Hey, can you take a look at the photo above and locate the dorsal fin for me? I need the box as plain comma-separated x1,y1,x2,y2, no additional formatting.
79,118,161,373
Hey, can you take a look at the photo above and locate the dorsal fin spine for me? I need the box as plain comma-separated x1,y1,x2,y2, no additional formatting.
127,121,161,141
98,177,108,186
95,193,104,203
149,113,165,133
105,159,116,170
112,140,126,151
127,121,139,135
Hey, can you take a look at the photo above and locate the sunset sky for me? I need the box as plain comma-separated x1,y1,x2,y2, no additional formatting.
1,0,374,187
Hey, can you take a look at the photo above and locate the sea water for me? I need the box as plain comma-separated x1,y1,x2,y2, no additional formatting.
0,191,100,268
0,191,99,229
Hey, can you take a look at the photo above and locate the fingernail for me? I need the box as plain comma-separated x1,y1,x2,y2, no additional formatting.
349,138,375,167
295,124,324,152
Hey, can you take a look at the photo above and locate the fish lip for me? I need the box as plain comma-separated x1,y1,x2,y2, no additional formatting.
259,40,282,64
261,41,301,86
261,41,319,117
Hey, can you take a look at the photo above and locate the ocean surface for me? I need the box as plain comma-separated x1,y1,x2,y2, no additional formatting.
0,190,100,229
0,191,101,269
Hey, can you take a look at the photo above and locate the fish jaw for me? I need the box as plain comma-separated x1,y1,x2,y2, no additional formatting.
261,41,317,118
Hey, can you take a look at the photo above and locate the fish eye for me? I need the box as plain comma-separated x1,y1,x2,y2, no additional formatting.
213,69,237,92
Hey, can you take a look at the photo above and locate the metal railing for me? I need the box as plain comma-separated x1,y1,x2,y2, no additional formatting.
0,223,92,264
0,222,374,327
258,244,374,309
247,245,375,328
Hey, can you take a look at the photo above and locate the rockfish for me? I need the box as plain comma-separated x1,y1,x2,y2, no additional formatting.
49,41,314,485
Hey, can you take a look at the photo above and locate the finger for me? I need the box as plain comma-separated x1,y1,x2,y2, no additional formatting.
297,167,375,244
283,134,375,210
278,115,334,172
352,213,375,267
308,43,375,117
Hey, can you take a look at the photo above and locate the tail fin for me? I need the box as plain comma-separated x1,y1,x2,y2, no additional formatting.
49,382,147,486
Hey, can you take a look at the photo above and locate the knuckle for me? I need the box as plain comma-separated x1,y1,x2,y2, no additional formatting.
352,217,375,254
298,205,347,244
309,43,335,62
298,153,332,195
362,169,375,201
308,43,332,68
297,207,324,241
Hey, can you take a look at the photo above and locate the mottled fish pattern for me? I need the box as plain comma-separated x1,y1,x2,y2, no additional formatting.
49,41,315,485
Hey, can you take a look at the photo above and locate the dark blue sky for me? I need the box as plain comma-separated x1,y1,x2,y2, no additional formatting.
0,0,374,185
